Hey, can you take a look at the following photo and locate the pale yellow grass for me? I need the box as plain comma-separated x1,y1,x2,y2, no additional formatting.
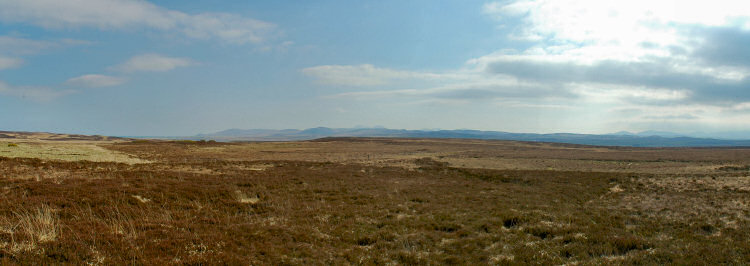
0,141,148,164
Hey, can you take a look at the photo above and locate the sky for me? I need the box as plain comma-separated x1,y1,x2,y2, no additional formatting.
2,0,750,137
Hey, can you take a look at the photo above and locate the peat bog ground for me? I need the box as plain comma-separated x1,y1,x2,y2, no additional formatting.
0,137,748,264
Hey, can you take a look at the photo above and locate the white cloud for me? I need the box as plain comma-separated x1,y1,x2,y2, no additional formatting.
479,0,750,67
477,0,750,105
302,64,470,86
0,0,278,44
66,74,126,88
112,54,195,72
731,102,750,110
483,0,750,44
0,56,23,70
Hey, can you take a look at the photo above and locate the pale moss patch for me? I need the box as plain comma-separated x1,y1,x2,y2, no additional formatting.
132,195,151,203
235,190,260,204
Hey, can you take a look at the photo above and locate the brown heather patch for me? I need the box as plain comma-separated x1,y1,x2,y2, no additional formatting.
105,138,750,174
0,138,746,263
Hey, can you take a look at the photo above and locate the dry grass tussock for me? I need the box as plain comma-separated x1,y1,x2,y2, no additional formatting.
16,205,59,244
0,205,60,254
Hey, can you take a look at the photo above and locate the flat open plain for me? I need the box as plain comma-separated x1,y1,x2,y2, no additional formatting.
0,133,749,264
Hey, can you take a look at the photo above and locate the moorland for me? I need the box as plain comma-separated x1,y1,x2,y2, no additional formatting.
0,132,748,264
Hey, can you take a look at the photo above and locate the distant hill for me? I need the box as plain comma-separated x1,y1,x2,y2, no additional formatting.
0,131,127,142
608,130,750,140
195,127,750,147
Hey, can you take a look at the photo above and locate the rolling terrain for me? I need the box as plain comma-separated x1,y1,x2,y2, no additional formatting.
0,132,748,264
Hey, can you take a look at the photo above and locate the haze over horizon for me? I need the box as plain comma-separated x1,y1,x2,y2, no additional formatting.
2,1,750,137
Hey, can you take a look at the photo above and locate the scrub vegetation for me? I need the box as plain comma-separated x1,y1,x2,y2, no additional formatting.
0,136,748,264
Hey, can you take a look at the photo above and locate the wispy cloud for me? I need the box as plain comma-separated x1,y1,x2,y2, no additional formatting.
302,64,469,86
3,53,192,101
179,12,278,44
0,0,279,45
0,36,55,55
323,71,577,104
0,73,124,102
66,74,126,88
0,56,23,70
0,81,75,101
641,114,699,120
302,64,418,86
111,54,195,72
0,36,90,55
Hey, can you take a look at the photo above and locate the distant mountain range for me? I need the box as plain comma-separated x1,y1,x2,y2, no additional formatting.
609,130,750,140
193,127,750,147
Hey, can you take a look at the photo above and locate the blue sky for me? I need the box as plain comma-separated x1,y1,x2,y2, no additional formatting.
1,0,750,136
